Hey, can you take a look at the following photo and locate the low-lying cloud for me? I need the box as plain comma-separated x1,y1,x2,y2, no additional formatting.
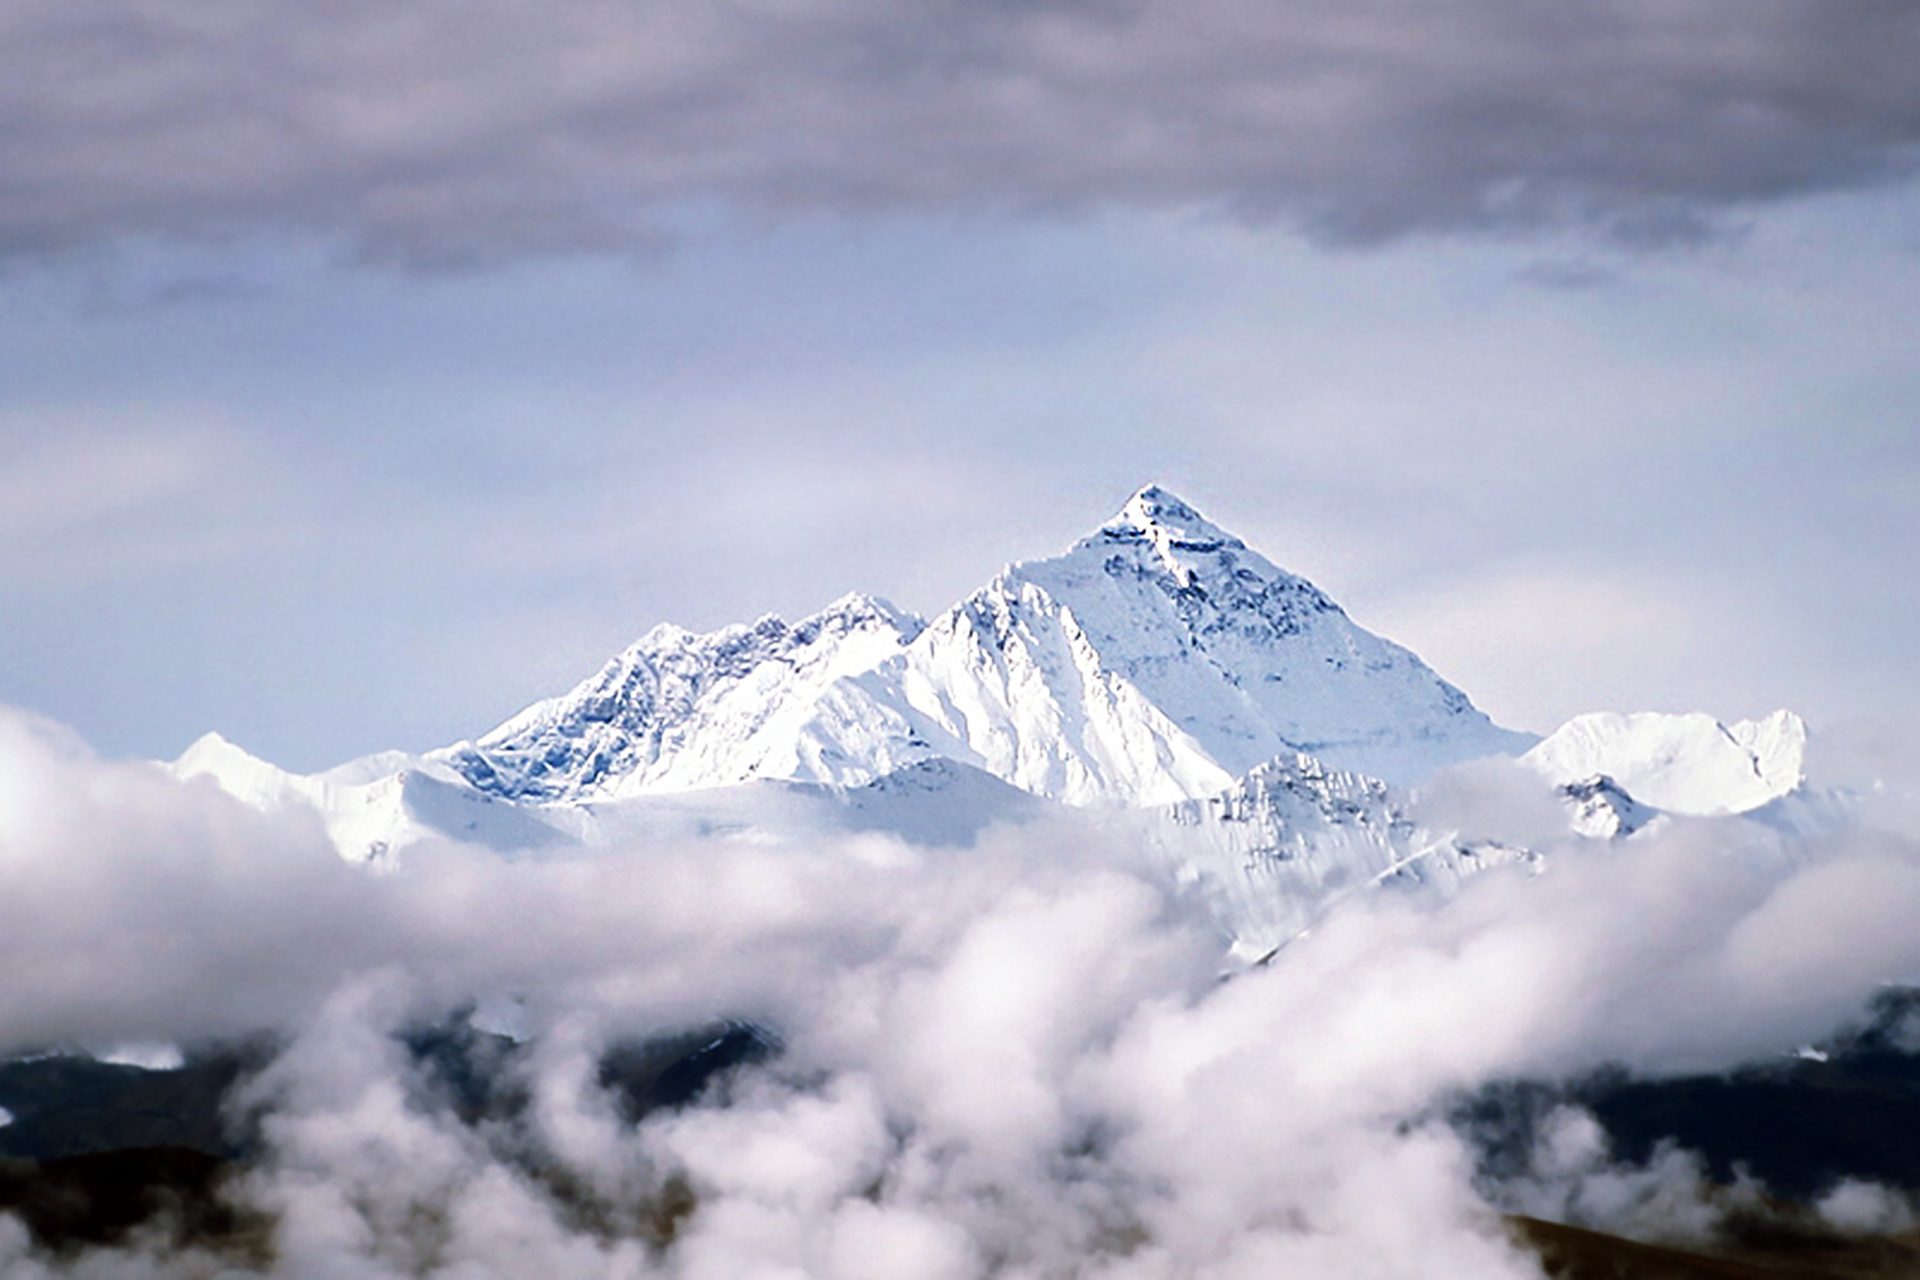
4,0,1919,266
3,701,1920,1276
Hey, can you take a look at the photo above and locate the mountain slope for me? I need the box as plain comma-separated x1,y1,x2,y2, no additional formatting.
802,485,1534,801
551,757,1051,850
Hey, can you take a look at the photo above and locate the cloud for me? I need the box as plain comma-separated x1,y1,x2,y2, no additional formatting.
2,0,1918,267
0,412,304,591
0,424,212,545
6,701,1920,1276
1816,1179,1918,1235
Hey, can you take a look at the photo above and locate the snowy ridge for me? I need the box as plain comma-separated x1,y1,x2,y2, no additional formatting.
1524,709,1806,816
172,732,565,864
440,593,924,801
806,575,1242,805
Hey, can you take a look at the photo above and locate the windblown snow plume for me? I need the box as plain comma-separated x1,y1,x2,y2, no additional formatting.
3,702,1920,1278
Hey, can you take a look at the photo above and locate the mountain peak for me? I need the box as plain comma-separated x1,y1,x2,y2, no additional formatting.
814,591,921,634
1096,483,1244,558
171,730,301,809
175,729,259,773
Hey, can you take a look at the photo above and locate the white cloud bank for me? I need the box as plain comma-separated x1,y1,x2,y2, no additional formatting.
1,702,1918,1276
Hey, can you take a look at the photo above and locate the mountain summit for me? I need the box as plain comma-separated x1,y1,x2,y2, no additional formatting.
1099,483,1246,571
438,485,1533,805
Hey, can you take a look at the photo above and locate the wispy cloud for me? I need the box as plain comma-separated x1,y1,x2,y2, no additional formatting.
0,423,209,542
0,412,298,587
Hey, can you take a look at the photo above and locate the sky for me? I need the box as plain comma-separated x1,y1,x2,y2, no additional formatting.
2,0,1918,771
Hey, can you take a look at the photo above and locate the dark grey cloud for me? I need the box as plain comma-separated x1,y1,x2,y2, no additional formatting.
3,0,1918,265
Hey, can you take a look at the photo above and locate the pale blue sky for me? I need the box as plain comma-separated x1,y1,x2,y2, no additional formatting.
4,3,1917,769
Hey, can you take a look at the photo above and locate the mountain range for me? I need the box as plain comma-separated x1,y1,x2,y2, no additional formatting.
171,485,1818,955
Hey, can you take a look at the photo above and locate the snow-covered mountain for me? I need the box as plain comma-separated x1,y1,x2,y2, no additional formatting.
165,483,1829,955
439,485,1532,807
